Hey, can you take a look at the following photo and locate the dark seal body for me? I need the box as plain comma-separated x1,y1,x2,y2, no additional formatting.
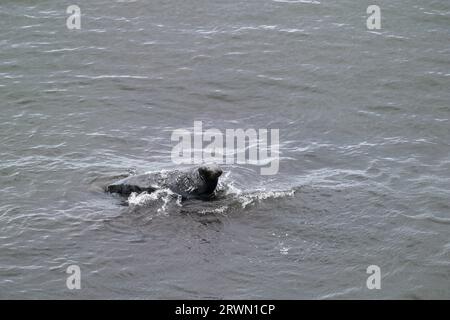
107,165,223,200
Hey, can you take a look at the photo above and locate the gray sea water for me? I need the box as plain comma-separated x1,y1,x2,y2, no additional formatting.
1,0,449,299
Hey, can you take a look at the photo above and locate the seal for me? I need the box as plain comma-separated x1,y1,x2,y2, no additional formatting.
107,164,223,200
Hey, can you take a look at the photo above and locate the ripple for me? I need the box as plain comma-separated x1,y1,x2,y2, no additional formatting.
274,0,320,3
74,74,149,80
402,213,450,225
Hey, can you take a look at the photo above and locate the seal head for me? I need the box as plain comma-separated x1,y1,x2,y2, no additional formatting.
198,164,223,181
191,164,222,199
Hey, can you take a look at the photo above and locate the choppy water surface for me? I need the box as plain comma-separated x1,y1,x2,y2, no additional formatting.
1,0,449,299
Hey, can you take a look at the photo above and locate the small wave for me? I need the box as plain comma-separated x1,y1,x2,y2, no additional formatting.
74,75,149,80
401,213,450,225
43,48,81,53
274,0,321,4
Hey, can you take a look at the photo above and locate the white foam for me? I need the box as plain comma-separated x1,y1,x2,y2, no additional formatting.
127,188,180,213
199,205,229,215
238,189,296,208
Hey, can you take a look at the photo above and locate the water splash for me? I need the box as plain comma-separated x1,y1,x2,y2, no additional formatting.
127,188,182,213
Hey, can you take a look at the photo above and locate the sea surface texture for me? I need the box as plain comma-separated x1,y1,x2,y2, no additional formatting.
0,0,449,299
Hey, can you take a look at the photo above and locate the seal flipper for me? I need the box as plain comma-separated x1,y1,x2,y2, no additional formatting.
107,173,159,196
106,183,157,196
